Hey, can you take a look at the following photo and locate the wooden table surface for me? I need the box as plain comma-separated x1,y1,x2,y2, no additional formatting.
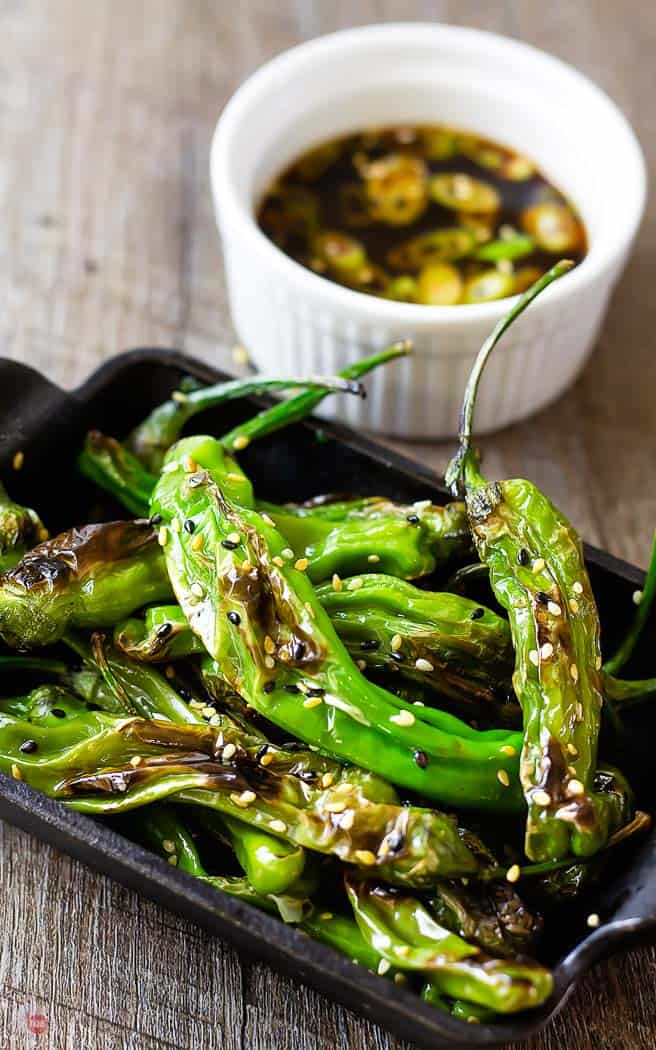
1,1,654,1047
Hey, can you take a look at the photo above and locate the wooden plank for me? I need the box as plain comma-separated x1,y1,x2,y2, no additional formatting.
0,1,654,1048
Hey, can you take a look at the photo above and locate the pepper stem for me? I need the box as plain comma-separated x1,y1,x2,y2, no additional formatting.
604,528,656,676
444,260,574,497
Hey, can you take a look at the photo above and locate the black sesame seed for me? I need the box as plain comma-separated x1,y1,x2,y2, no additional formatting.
183,518,196,534
536,591,551,605
413,749,428,769
390,650,403,662
149,513,162,526
360,639,380,652
518,548,530,566
263,680,276,694
86,702,101,712
157,622,173,638
20,739,37,754
255,744,269,762
222,539,238,550
307,687,325,698
470,607,485,621
227,611,241,626
284,684,300,694
51,708,66,719
291,640,306,661
406,514,420,525
298,770,316,783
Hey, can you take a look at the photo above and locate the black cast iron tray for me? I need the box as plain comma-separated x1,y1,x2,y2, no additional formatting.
0,348,655,1050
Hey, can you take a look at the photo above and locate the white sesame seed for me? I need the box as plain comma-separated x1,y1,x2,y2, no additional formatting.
567,743,579,756
171,390,188,403
354,849,377,866
162,839,176,854
340,810,355,830
390,710,415,727
222,743,237,761
129,755,142,767
158,526,169,547
12,451,24,471
533,790,551,807
168,855,178,866
227,532,240,545
294,558,309,571
547,601,562,617
325,800,347,813
321,772,335,788
506,864,521,883
190,582,204,598
570,663,579,683
356,659,366,671
260,513,275,526
303,697,322,709
269,819,287,834
587,913,601,929
264,655,275,669
540,642,554,660
347,577,363,591
391,634,403,652
413,499,432,511
568,779,585,797
595,655,602,670
264,635,275,655
533,558,545,572
501,745,516,757
415,658,434,673
529,649,539,667
202,706,215,720
183,455,197,473
569,598,580,614
576,702,584,721
233,435,250,451
377,959,391,976
232,344,249,365
332,574,342,592
171,517,181,533
573,581,584,595
281,548,294,560
272,556,284,567
367,554,380,564
633,589,643,606
497,769,510,787
239,790,256,805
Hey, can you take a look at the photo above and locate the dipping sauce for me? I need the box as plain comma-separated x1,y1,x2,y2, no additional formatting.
257,125,586,305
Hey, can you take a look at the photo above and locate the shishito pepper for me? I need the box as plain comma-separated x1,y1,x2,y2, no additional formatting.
345,877,553,1013
0,481,48,572
316,574,514,711
0,706,478,886
446,262,630,861
0,521,171,648
150,433,524,811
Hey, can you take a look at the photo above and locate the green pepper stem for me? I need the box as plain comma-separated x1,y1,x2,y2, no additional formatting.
445,260,574,497
220,342,410,451
603,529,656,676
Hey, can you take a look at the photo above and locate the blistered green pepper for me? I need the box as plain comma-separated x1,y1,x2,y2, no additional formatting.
0,481,47,572
446,262,630,861
150,433,523,812
345,877,553,1013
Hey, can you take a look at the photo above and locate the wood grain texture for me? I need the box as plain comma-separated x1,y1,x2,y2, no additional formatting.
0,1,655,1047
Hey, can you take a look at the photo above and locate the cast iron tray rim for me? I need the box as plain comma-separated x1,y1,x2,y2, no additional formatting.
0,346,651,1049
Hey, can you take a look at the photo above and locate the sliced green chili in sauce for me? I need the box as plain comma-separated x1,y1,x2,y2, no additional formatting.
257,124,586,305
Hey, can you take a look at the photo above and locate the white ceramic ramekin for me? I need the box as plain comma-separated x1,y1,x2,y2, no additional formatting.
211,24,646,438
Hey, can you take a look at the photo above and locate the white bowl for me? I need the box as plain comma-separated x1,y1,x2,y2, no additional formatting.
210,23,646,438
